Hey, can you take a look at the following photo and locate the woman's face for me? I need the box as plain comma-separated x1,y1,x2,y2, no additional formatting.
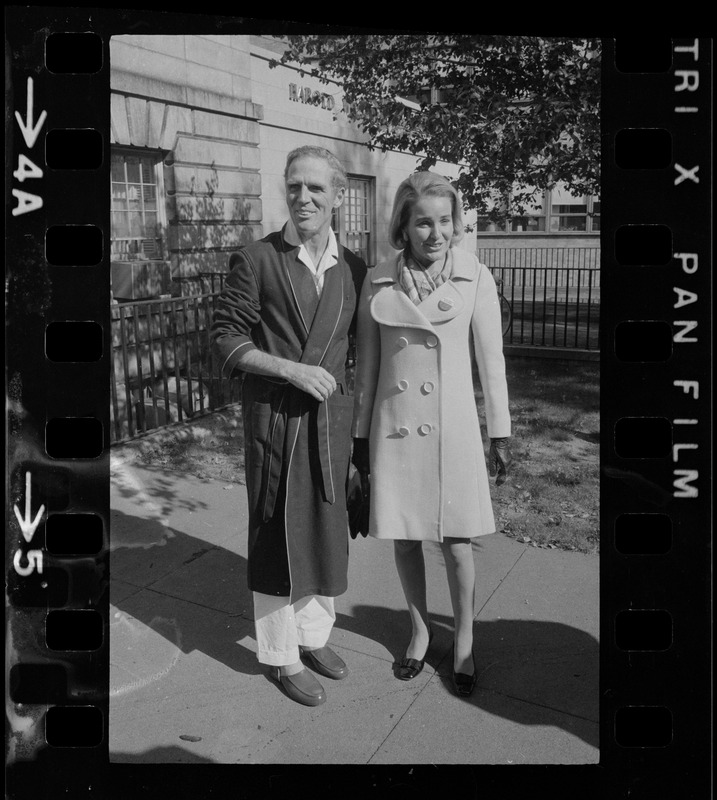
405,195,454,269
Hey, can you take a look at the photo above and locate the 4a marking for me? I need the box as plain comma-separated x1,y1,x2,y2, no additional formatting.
12,77,47,217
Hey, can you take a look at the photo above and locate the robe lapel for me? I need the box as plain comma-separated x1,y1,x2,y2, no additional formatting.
300,258,344,367
266,246,347,519
284,255,311,340
298,261,345,508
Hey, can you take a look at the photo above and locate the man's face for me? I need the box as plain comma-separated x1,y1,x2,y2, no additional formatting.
285,156,345,241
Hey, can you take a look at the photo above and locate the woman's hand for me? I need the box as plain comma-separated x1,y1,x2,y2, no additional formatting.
352,438,370,472
351,438,371,496
488,437,512,486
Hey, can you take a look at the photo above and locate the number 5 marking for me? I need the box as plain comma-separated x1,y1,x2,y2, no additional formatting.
13,549,44,577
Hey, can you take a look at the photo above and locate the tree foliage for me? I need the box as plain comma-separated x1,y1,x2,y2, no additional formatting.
276,35,601,221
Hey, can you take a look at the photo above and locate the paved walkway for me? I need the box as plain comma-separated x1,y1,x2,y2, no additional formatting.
108,452,599,765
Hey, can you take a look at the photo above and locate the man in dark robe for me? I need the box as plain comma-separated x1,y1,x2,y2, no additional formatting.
211,146,366,706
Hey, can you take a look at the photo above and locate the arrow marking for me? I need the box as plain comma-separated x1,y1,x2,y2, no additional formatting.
13,471,45,544
14,77,47,149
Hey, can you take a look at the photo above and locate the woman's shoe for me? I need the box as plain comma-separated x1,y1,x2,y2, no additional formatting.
397,628,434,681
269,666,326,706
451,645,477,697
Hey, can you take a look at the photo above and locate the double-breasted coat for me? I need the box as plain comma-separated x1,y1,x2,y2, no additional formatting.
211,229,366,602
351,247,511,541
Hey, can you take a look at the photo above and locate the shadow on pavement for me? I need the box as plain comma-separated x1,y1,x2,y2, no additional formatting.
111,465,215,518
110,508,262,677
111,745,216,764
110,509,597,750
338,605,599,749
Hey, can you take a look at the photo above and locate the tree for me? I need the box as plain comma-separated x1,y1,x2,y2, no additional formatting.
275,35,601,223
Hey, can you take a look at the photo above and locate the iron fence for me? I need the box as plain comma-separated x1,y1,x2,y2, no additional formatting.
111,248,600,442
110,293,242,444
480,248,600,351
172,272,230,295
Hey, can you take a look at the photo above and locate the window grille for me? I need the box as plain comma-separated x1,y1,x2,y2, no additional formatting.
111,149,166,261
332,175,375,264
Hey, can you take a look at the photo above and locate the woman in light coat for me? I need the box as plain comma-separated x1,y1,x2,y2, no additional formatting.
351,171,512,696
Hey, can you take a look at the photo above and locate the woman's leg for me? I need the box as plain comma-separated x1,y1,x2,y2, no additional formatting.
393,540,431,659
440,537,476,675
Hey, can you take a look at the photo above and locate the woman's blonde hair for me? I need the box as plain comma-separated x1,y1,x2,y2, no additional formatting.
388,171,464,250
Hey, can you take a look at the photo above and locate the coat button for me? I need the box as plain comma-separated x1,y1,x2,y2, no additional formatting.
419,423,433,435
398,336,409,348
398,379,409,391
426,335,438,348
438,298,454,311
398,426,411,437
422,381,435,394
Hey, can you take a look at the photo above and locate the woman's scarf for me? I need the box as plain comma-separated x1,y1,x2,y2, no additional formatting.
399,248,453,306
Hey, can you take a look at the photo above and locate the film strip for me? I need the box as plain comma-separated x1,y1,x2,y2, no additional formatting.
4,13,712,799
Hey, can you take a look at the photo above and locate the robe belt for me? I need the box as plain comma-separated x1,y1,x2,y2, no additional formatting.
260,380,336,522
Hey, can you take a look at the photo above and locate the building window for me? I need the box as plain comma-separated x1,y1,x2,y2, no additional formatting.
548,191,599,233
510,193,546,233
332,175,375,264
590,199,601,231
476,184,600,235
111,149,166,261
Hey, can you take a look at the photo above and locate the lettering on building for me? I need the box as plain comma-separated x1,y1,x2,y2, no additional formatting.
288,83,336,111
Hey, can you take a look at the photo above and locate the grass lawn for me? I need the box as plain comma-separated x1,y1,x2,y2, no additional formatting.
118,354,599,555
479,355,599,553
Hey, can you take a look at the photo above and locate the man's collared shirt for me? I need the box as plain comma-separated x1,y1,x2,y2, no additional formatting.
283,219,338,295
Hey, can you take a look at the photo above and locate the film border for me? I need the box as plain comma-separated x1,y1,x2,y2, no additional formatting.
4,10,713,798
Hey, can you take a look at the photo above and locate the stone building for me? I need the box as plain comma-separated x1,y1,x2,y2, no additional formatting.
110,34,473,301
110,33,599,302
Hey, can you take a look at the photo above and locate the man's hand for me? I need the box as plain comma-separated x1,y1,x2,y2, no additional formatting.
232,348,337,401
488,437,512,486
284,362,337,402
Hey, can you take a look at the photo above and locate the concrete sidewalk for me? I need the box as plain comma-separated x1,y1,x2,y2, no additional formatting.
108,452,599,765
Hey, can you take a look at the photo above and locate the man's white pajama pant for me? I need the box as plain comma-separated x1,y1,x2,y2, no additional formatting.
253,591,335,666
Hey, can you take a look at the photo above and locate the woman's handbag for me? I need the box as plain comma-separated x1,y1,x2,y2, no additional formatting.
346,465,370,539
